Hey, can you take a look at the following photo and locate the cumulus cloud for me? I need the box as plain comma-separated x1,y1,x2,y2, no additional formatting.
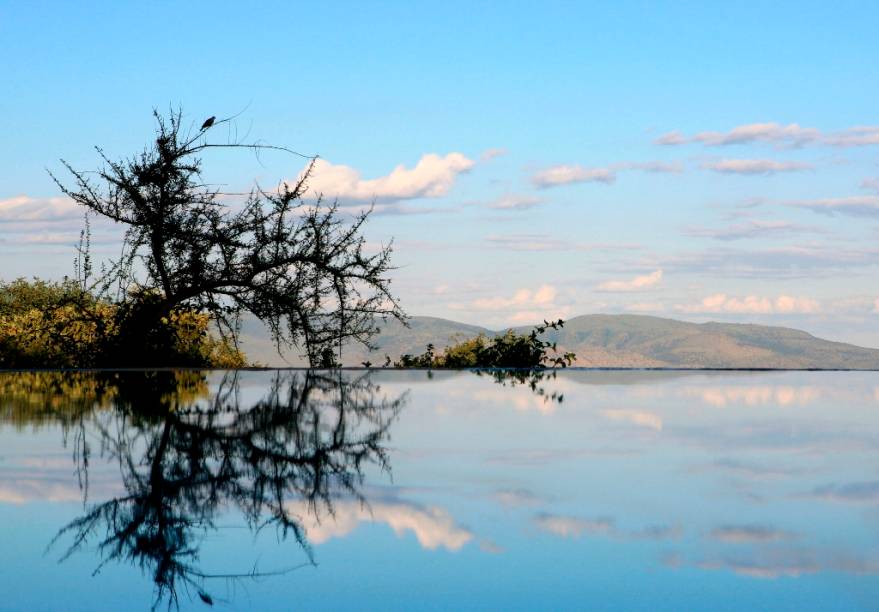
531,160,682,189
787,196,879,217
448,284,572,325
684,219,822,241
597,269,663,292
0,195,81,223
470,285,557,310
677,293,820,314
301,153,475,203
702,159,812,175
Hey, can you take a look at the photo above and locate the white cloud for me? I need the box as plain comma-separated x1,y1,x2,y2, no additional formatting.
484,233,642,252
532,165,615,188
480,148,507,162
656,122,879,149
302,153,475,203
597,269,663,292
289,498,473,551
874,298,879,314
531,160,682,189
656,123,820,147
625,302,666,313
687,385,821,408
448,284,572,326
788,196,879,217
823,126,879,147
468,285,557,311
534,514,614,538
860,178,879,193
602,409,663,431
702,159,812,175
677,293,820,314
487,194,544,210
685,219,822,241
621,161,684,173
0,195,81,223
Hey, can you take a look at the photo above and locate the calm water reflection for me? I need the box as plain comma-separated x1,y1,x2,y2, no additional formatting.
0,369,877,610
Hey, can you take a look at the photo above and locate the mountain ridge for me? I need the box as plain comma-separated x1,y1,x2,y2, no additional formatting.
238,313,879,369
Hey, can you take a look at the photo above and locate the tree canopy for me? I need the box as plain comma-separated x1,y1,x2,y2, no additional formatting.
51,110,405,367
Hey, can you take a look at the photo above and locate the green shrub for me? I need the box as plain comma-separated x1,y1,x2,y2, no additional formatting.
393,319,575,369
0,278,245,369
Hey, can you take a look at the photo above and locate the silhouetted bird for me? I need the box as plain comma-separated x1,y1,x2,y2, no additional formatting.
201,116,216,130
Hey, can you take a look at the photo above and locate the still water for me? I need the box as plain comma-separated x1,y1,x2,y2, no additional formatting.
0,369,877,611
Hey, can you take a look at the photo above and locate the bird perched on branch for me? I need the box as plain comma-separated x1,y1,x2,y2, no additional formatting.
200,116,216,130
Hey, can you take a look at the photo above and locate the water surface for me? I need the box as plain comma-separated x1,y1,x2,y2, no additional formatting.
0,369,877,610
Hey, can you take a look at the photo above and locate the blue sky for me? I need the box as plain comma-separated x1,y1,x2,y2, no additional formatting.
2,1,879,345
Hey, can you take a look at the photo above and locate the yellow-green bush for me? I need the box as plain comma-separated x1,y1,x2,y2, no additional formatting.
0,278,245,369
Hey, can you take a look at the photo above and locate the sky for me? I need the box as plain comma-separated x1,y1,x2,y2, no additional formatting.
2,1,879,346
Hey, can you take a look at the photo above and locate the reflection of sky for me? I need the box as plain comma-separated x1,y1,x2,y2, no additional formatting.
1,370,878,610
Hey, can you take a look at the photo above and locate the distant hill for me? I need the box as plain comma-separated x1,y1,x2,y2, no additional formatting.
239,314,879,369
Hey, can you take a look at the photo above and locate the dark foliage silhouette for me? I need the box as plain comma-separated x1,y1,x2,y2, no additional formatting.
40,370,404,609
51,109,405,366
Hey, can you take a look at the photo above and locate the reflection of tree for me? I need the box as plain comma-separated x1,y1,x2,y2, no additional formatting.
35,370,404,609
474,369,565,404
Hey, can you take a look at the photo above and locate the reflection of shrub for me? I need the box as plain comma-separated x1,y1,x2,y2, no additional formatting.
0,278,245,368
394,319,575,369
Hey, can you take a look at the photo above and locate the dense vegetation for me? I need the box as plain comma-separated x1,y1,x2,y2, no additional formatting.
389,319,575,368
0,278,244,368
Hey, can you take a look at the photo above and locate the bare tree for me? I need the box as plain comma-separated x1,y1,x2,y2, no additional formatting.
51,109,405,366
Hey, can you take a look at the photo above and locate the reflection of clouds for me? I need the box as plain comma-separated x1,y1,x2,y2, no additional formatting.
534,514,614,538
492,488,541,507
0,481,82,504
671,419,877,453
470,389,557,415
486,447,637,467
700,458,807,480
288,498,473,551
697,556,819,579
710,525,796,543
602,409,663,431
479,540,505,554
805,481,879,503
705,459,806,480
534,513,681,541
686,386,821,407
689,549,879,579
0,469,120,505
629,524,683,540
